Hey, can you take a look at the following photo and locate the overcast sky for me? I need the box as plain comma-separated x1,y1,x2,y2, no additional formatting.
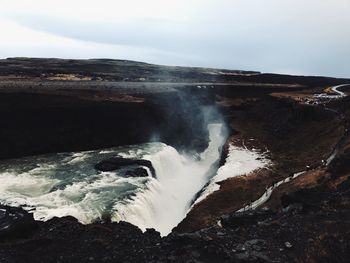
0,0,349,77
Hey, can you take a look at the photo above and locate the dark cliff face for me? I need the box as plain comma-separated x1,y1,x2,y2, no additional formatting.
0,88,214,160
174,94,344,233
0,57,348,161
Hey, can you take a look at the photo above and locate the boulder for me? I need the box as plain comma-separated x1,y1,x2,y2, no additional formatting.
95,157,156,177
0,205,38,240
125,167,149,177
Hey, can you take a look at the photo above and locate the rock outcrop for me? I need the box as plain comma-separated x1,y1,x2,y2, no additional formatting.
95,157,156,177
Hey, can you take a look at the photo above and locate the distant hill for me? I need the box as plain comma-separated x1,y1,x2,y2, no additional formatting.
1,57,349,86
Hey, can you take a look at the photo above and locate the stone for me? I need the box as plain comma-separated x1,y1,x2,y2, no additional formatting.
0,205,37,240
95,157,156,177
191,251,200,258
284,242,293,249
125,167,149,177
236,244,246,252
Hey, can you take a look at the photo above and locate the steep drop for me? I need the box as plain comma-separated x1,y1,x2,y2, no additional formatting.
0,124,226,236
113,123,226,235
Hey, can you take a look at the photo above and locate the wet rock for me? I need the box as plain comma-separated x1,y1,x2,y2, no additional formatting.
235,252,250,261
282,203,303,213
216,231,225,236
284,241,293,249
221,210,273,228
125,167,149,177
95,157,156,177
337,177,350,192
245,239,265,246
252,245,262,251
191,251,200,258
0,205,37,240
236,244,246,252
145,228,161,239
250,252,274,262
245,239,266,251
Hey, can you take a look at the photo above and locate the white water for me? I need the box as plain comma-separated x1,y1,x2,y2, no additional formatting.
112,123,226,235
0,155,150,223
195,144,270,205
0,123,226,236
0,123,272,236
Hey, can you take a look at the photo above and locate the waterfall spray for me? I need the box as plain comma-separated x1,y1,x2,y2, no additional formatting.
112,123,226,235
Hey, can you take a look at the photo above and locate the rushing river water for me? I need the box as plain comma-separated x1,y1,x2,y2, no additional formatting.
0,123,227,235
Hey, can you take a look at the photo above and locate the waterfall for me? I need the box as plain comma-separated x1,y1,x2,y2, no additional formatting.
0,123,226,236
112,123,226,236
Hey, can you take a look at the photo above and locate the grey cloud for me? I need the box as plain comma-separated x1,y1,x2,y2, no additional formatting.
3,6,350,78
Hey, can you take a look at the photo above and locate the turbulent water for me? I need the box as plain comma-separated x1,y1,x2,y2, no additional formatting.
0,123,226,235
113,123,226,235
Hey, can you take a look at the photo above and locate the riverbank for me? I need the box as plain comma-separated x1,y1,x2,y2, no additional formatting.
1,58,350,262
1,169,349,262
175,90,345,232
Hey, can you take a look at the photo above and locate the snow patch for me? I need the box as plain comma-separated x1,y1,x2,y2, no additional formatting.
194,144,270,205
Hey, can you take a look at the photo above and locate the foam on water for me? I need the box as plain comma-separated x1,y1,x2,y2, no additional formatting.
0,147,154,223
0,128,226,236
0,123,267,236
112,123,226,235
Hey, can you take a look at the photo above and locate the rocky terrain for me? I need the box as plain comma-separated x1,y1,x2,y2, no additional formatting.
0,58,350,262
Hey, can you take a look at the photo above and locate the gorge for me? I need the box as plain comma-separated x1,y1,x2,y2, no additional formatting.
0,58,350,262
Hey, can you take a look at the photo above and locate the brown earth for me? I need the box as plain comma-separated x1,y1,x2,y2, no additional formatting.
1,58,350,262
175,92,345,233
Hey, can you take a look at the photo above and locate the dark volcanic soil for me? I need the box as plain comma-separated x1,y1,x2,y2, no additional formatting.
1,171,349,263
1,58,350,262
175,93,345,233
